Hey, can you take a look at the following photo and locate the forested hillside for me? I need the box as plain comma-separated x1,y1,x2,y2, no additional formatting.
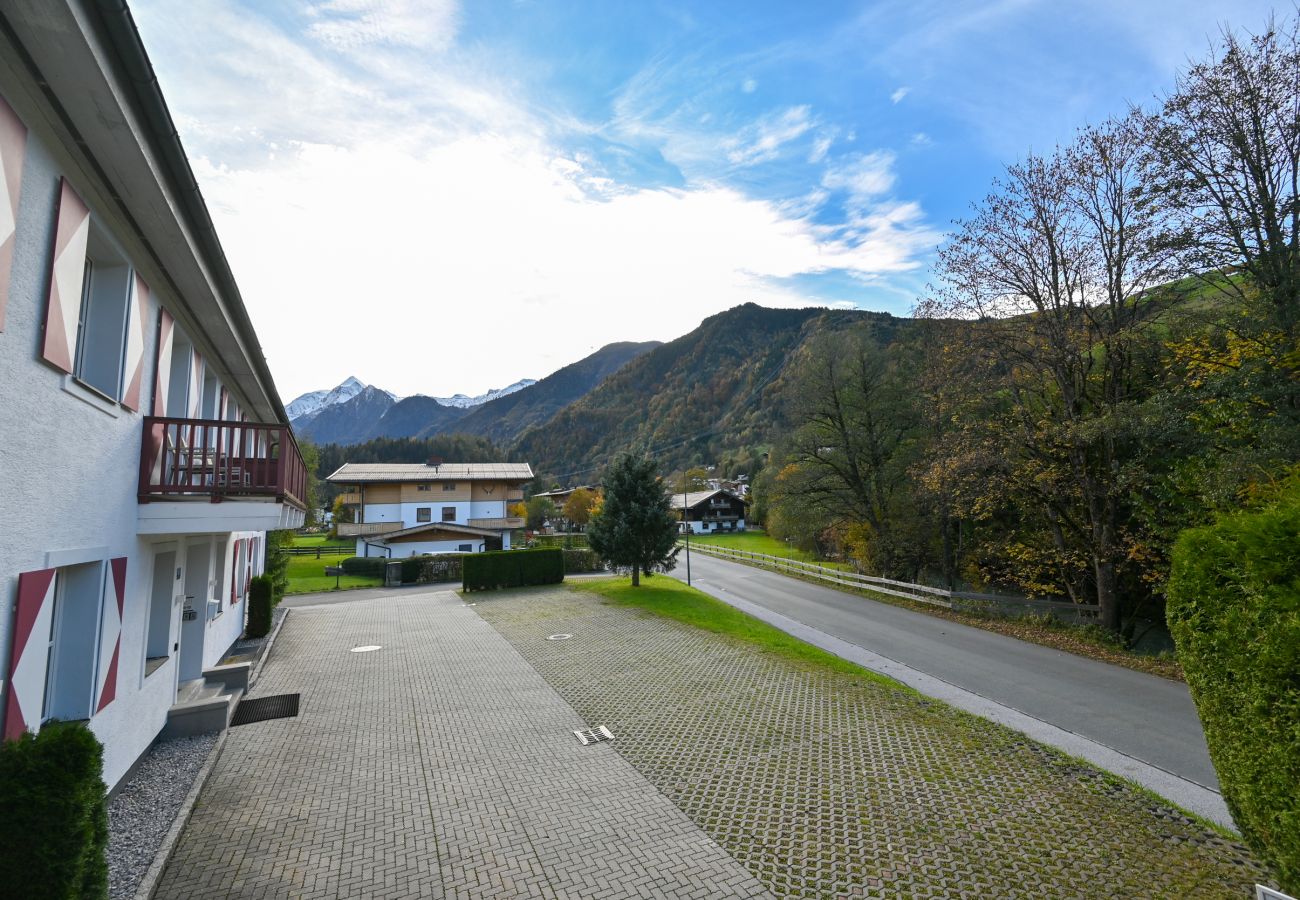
512,304,902,482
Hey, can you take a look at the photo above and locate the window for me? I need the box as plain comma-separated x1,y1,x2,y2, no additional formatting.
458,544,472,552
145,550,176,675
442,482,456,491
416,507,431,523
73,228,133,399
442,507,456,522
417,484,432,492
42,563,107,722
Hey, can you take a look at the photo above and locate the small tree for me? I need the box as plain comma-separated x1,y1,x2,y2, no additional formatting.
677,467,710,492
562,487,596,529
588,454,679,586
329,495,354,539
525,496,555,530
508,501,527,520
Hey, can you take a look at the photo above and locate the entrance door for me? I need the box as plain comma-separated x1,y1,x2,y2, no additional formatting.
178,539,211,685
145,548,180,677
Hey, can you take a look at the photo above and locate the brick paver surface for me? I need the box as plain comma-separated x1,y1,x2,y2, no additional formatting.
155,591,773,899
476,586,1272,900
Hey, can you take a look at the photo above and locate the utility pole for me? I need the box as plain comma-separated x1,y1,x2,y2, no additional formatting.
683,483,691,586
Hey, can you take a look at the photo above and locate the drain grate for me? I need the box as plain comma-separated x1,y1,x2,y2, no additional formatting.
231,693,300,727
546,633,572,641
574,725,614,745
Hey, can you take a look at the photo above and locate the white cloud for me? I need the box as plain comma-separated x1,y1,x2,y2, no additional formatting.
741,78,758,93
910,131,932,146
890,86,909,103
821,151,897,204
307,0,459,51
725,105,815,166
808,130,835,163
134,2,940,400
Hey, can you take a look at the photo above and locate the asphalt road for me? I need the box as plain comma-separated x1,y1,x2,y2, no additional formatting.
671,552,1218,790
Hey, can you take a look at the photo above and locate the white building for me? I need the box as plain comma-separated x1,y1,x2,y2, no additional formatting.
329,462,531,556
0,2,305,791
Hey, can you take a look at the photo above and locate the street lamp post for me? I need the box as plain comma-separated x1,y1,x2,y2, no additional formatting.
683,485,691,586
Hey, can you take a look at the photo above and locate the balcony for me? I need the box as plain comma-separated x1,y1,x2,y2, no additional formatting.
467,517,525,530
506,490,524,502
337,491,362,505
137,416,307,534
336,521,404,538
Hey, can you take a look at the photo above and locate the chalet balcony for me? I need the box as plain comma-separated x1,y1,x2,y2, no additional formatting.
137,416,307,535
506,490,525,502
336,521,404,537
467,517,525,530
336,491,362,506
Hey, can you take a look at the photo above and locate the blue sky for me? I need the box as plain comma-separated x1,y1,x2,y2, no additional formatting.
133,0,1280,400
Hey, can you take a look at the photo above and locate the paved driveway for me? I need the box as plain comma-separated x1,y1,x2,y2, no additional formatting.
673,552,1217,788
155,590,771,900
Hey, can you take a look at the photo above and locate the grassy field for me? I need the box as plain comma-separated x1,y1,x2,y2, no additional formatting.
283,534,379,594
575,575,897,686
685,529,854,569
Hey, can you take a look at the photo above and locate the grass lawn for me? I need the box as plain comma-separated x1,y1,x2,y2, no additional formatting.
284,551,380,594
291,533,353,550
686,529,853,570
574,575,900,688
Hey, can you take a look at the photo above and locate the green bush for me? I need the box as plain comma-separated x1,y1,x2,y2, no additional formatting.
1167,488,1300,891
340,556,387,578
398,557,423,584
0,721,108,899
246,574,273,638
463,549,564,591
562,548,605,574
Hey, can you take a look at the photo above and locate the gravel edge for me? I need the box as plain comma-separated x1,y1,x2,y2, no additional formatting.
132,607,291,900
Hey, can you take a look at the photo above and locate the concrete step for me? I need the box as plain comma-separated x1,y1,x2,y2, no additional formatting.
164,665,251,739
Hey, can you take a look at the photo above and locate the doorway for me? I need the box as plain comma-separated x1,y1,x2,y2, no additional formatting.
178,539,212,685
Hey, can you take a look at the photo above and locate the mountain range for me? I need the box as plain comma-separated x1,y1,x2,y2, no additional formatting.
293,303,916,486
289,342,659,447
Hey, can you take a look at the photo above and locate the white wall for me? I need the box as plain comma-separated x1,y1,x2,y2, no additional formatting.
682,519,747,534
387,540,485,556
361,500,506,526
0,121,265,789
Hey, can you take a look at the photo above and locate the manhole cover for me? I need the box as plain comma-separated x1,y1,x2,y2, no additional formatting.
574,725,614,745
231,693,300,727
546,633,572,641
350,645,382,653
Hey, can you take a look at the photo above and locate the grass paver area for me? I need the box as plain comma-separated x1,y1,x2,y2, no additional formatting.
474,578,1270,899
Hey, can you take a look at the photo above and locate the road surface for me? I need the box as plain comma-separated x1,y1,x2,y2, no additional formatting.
671,551,1218,791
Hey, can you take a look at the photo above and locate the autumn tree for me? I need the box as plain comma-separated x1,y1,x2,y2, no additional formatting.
561,487,597,528
524,496,555,530
587,454,678,586
920,113,1178,631
676,467,710,492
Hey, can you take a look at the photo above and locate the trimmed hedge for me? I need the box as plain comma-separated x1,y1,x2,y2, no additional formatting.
340,556,387,578
0,721,108,899
562,548,605,574
246,574,273,638
463,549,564,592
1167,489,1300,892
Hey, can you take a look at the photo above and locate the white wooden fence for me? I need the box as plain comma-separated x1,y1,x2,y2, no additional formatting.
680,541,1100,623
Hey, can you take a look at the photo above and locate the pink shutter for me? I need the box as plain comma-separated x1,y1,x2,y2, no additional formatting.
121,275,150,411
229,539,241,605
188,351,203,418
0,94,27,332
95,558,126,713
5,568,57,739
152,308,174,415
41,178,90,373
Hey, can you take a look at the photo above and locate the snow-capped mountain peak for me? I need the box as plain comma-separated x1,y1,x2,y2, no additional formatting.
428,379,537,409
287,376,375,421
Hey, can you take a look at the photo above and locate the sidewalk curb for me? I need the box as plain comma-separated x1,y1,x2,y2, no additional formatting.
133,609,291,900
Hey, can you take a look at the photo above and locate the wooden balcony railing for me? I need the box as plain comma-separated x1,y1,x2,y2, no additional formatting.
336,522,403,537
139,416,307,510
337,491,362,505
467,517,525,529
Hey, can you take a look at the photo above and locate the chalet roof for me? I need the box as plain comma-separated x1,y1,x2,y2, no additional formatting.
327,463,534,483
669,488,747,511
533,485,596,500
375,521,503,540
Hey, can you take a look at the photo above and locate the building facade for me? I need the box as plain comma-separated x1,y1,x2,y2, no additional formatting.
330,462,531,556
672,489,748,534
0,2,305,790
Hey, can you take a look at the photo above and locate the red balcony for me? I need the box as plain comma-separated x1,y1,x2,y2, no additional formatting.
139,416,307,510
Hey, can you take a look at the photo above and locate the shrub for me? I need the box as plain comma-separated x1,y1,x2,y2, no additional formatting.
463,549,564,591
246,575,273,638
0,721,108,899
1167,488,1300,891
562,548,604,574
417,554,463,584
340,556,387,578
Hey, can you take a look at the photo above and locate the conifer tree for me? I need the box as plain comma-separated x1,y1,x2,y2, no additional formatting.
588,454,679,586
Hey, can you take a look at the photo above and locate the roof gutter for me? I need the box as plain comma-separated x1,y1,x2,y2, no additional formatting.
87,0,289,424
